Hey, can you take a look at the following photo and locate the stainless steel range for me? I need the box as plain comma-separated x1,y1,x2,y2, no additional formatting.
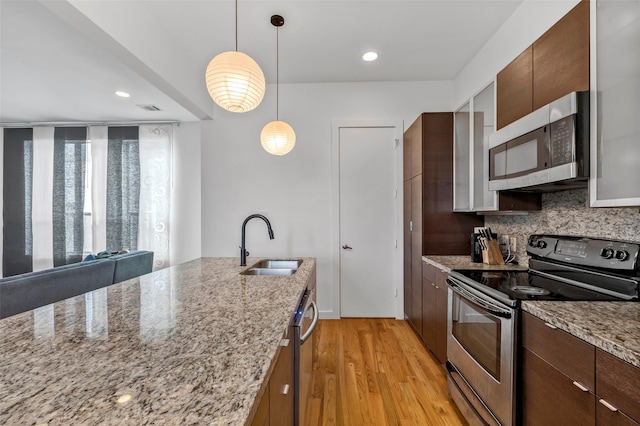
446,235,640,426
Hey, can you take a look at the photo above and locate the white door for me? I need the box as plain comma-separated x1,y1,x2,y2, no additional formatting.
339,126,397,317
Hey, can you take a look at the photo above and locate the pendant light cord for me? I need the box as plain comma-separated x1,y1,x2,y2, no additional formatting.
276,25,279,120
235,0,238,51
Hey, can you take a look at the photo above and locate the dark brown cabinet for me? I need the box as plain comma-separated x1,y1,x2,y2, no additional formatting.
421,262,449,364
522,312,596,426
532,0,589,110
403,113,482,335
250,333,294,426
496,1,589,129
497,46,534,130
522,312,640,426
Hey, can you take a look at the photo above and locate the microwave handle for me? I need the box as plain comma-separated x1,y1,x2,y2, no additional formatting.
447,279,513,319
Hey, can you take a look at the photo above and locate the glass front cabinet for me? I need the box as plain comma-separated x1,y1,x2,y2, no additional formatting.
590,0,640,207
454,82,497,212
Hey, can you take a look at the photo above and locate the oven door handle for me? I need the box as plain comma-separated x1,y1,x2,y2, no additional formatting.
447,279,513,319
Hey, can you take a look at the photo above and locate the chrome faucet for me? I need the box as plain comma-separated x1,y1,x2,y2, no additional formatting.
240,214,275,266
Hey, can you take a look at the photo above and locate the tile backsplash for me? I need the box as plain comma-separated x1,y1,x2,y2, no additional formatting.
485,189,640,267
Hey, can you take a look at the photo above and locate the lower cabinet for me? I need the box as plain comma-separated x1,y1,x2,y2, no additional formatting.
251,333,294,426
522,312,640,426
421,262,449,364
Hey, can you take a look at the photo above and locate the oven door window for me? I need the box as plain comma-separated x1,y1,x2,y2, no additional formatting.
451,294,502,380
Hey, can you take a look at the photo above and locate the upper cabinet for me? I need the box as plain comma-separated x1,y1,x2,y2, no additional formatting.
453,102,471,211
454,82,541,213
590,0,640,207
497,1,590,130
497,47,533,130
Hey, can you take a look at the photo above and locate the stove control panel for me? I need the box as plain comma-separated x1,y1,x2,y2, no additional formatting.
527,235,640,272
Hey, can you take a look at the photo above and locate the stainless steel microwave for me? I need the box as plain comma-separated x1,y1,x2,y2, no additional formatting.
488,91,589,192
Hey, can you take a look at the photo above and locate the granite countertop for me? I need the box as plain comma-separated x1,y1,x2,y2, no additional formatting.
423,256,640,369
0,257,315,425
422,255,527,272
522,301,640,368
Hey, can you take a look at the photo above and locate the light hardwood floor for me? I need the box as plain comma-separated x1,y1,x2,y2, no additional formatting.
305,318,467,426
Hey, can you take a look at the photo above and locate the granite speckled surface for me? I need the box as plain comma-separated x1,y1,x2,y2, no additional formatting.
522,301,640,368
0,257,314,426
422,255,527,272
485,188,640,267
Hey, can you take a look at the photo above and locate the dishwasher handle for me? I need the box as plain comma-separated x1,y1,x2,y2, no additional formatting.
300,300,319,343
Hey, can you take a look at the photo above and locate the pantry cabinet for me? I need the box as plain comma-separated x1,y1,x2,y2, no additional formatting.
403,113,482,336
496,1,589,130
521,312,640,426
589,0,640,207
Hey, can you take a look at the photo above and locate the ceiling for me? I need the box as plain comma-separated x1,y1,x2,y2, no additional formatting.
0,0,524,124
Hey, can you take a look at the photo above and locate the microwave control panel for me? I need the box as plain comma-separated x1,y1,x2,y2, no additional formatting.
549,115,576,167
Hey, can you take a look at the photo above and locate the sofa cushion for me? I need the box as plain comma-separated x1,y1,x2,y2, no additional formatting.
110,250,154,284
0,260,115,319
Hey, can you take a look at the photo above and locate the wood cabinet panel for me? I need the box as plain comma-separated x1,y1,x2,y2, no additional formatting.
597,406,640,426
422,262,436,284
522,348,596,426
497,46,533,130
596,349,640,423
533,0,590,110
410,176,423,335
434,279,448,364
422,278,437,351
406,116,422,181
269,337,294,426
403,181,412,320
522,312,595,391
251,390,270,426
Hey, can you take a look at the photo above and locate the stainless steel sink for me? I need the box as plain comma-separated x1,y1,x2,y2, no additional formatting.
240,259,302,276
252,259,303,269
241,268,297,276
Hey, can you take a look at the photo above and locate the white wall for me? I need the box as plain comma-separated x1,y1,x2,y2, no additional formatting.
453,0,580,108
201,80,453,318
170,121,202,266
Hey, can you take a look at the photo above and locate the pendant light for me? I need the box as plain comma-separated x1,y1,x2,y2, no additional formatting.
260,15,296,156
205,0,265,113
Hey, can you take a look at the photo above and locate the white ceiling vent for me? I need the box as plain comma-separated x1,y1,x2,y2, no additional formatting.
136,104,162,112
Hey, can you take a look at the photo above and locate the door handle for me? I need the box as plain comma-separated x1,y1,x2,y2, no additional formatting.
342,244,352,250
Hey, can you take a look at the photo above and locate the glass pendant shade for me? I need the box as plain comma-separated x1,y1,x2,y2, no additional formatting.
205,51,265,113
261,120,296,155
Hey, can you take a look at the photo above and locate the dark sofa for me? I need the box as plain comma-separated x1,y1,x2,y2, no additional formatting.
0,250,153,319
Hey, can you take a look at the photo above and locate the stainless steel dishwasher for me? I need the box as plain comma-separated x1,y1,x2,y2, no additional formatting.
293,286,318,426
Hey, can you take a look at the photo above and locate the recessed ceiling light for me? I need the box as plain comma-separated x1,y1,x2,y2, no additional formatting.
362,51,378,62
115,91,130,98
116,394,132,404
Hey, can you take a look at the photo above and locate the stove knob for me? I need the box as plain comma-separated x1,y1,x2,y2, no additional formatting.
536,240,547,249
615,250,629,261
601,248,614,259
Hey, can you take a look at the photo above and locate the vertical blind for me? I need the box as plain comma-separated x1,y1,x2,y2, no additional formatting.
3,128,33,277
1,125,170,277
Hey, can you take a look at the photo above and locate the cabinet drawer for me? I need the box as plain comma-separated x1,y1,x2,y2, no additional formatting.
597,404,640,426
422,261,436,283
596,349,640,423
522,348,596,426
522,312,595,391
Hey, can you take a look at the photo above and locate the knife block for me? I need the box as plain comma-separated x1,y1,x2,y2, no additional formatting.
483,239,505,265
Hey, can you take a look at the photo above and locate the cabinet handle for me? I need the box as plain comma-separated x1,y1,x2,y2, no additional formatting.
544,322,558,330
598,399,618,412
282,384,290,395
572,381,589,392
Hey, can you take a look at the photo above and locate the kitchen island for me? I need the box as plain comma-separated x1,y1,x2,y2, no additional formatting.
0,257,315,425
